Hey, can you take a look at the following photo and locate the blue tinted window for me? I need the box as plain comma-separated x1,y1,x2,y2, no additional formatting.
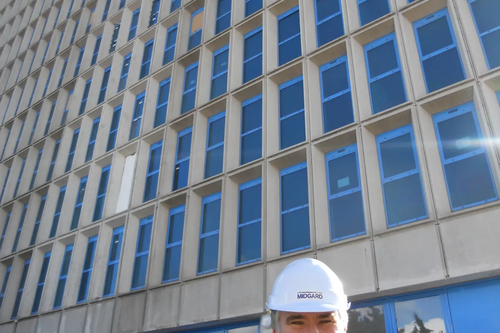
58,59,68,87
129,9,140,41
107,105,121,151
280,162,310,254
0,266,11,309
30,149,43,190
130,92,145,140
149,0,160,27
13,158,26,198
140,39,154,79
65,128,80,172
414,9,466,93
215,0,231,34
29,111,40,145
171,0,181,13
0,211,10,251
11,259,30,319
41,42,50,66
85,117,100,162
326,144,366,241
47,139,61,181
71,176,87,230
29,79,39,106
0,131,10,161
144,141,162,202
237,179,261,264
44,101,57,136
102,0,111,20
50,186,66,238
118,53,131,92
77,235,97,302
205,112,225,178
55,32,64,56
12,204,28,253
240,95,262,165
198,192,221,274
173,127,192,191
189,8,204,50
279,76,305,149
315,0,344,47
365,33,406,114
53,244,73,308
70,20,80,45
74,47,85,77
358,0,390,26
320,55,354,133
154,78,171,127
91,35,102,66
103,226,123,297
93,165,111,221
211,46,229,99
181,63,198,114
13,120,25,155
278,7,301,66
469,0,500,69
32,252,51,314
132,216,153,289
110,23,120,53
42,69,52,98
245,0,262,17
163,206,185,282
376,125,427,227
163,24,177,65
98,66,111,104
243,27,262,83
433,102,498,210
61,90,73,126
30,196,46,246
79,79,92,115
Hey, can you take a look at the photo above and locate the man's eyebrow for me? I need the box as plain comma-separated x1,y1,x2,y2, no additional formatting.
317,313,335,320
285,314,305,324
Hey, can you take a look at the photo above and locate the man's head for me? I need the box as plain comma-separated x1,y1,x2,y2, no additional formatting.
261,259,349,333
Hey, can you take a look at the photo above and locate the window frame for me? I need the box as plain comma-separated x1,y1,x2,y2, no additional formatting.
149,0,161,27
65,128,80,172
98,66,111,104
163,24,178,65
107,105,121,151
13,157,26,198
364,32,407,114
0,211,11,251
129,92,146,140
29,78,39,105
468,0,500,69
357,0,391,27
12,203,28,252
433,102,498,211
61,90,74,126
70,19,80,45
77,235,98,303
139,39,154,79
53,243,73,309
44,101,57,136
85,117,100,162
163,205,185,282
278,76,305,150
31,251,51,314
143,140,163,202
131,216,153,290
91,34,102,66
30,148,43,190
0,265,11,309
376,124,428,227
171,0,181,13
243,26,263,84
188,7,204,50
237,178,262,265
172,127,192,191
58,58,68,87
245,0,262,17
279,162,311,254
49,185,66,238
215,0,231,34
11,259,30,319
46,139,61,181
128,8,140,41
197,192,222,275
93,165,111,221
13,119,25,154
210,45,229,99
325,144,366,242
30,195,46,246
103,225,124,297
205,111,226,178
70,176,87,230
29,111,40,145
240,94,262,165
413,8,465,93
74,47,85,77
154,77,171,127
118,53,132,92
277,6,301,67
314,0,344,47
181,62,199,114
79,78,92,115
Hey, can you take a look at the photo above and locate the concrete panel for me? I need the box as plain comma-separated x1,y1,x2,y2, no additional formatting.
317,240,377,296
374,224,446,291
36,313,61,333
440,207,500,278
143,285,181,331
14,318,37,333
220,266,265,319
59,306,87,333
84,299,115,333
112,293,146,333
179,275,220,325
0,323,15,333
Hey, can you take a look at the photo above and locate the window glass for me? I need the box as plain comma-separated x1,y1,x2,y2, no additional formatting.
395,296,447,333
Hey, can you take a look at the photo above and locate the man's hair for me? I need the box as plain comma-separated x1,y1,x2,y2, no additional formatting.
271,309,348,332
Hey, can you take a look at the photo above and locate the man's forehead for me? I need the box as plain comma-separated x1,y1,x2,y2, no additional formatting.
281,311,335,319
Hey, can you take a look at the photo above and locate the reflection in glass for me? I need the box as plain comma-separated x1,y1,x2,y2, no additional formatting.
395,296,446,333
347,305,386,333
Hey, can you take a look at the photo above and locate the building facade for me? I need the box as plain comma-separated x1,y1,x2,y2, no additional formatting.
0,0,498,332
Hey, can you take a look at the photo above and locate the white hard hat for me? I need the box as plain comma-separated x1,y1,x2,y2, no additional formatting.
267,258,350,313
